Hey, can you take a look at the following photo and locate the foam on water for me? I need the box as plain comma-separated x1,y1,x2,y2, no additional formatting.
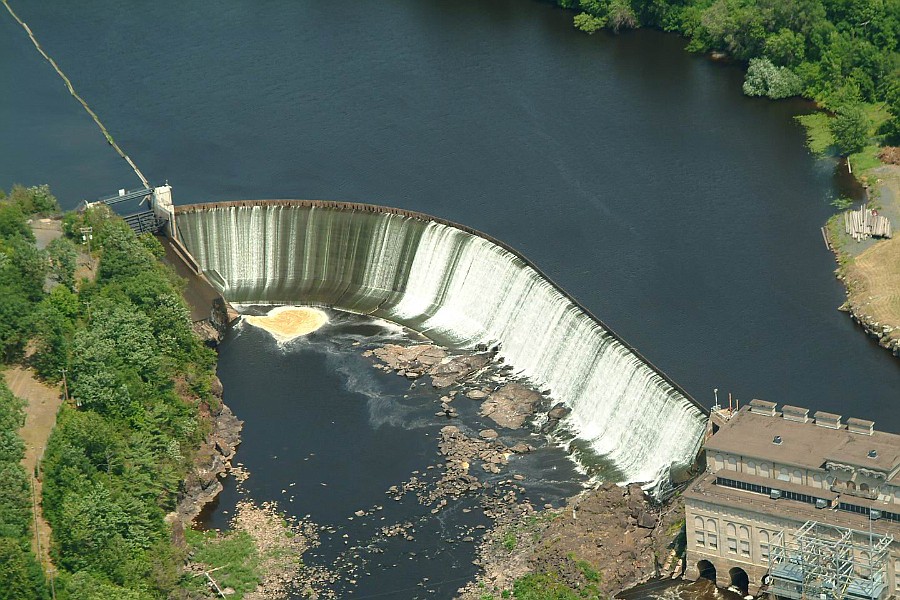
244,306,329,343
176,202,707,489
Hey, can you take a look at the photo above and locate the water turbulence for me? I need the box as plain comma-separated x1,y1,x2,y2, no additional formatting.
175,200,707,488
245,306,329,343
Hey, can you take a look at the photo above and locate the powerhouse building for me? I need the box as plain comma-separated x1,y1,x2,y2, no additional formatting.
684,400,900,600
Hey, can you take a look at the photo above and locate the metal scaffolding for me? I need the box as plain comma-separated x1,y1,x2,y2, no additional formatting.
768,520,892,600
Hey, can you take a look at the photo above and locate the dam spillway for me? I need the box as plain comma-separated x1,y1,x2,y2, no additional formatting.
174,200,707,487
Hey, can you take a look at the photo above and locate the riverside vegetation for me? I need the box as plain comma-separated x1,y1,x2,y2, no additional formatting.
561,0,900,153
0,185,289,599
0,381,47,599
562,0,900,361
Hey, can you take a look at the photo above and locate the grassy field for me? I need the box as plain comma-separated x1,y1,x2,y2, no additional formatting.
795,103,892,180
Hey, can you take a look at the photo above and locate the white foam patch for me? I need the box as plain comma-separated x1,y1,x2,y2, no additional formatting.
245,306,329,343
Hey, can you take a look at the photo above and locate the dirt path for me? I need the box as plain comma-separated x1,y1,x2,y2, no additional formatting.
3,366,63,571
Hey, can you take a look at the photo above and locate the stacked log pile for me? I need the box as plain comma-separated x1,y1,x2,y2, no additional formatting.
844,203,892,240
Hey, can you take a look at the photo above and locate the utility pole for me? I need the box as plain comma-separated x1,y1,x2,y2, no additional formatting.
59,368,69,403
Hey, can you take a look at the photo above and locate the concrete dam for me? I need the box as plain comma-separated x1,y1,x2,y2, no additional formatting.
174,200,707,488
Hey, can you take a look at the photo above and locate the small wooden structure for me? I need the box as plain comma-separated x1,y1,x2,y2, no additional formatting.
844,203,892,241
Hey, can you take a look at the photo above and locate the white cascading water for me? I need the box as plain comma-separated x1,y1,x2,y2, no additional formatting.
176,203,707,488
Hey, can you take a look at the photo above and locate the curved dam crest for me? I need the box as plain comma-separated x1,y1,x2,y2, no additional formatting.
174,200,707,487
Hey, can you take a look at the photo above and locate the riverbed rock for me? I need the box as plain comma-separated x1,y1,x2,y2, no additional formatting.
429,353,491,388
542,403,572,433
458,481,688,600
547,404,571,420
372,344,447,372
479,383,542,429
479,429,499,440
369,344,494,388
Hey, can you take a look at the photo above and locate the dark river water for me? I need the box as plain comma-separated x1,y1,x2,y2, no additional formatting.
2,0,899,597
210,310,584,598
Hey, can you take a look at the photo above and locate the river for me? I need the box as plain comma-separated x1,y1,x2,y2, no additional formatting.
2,0,899,597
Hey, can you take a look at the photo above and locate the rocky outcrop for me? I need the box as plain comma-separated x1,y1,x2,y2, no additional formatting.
367,344,492,388
842,304,900,356
457,482,686,599
192,320,221,346
479,383,542,429
171,378,243,526
542,403,572,433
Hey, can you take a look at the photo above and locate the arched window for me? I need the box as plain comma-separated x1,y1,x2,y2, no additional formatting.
848,481,857,491
759,531,771,560
706,519,719,550
759,463,770,478
726,523,737,554
715,454,725,471
813,473,823,488
860,483,870,493
694,517,706,547
778,466,790,481
792,470,803,484
738,526,751,556
726,456,738,471
747,460,756,475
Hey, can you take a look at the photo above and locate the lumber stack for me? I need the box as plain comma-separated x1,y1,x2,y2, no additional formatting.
843,203,892,241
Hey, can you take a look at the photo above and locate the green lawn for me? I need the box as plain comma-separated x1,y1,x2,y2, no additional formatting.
796,103,892,180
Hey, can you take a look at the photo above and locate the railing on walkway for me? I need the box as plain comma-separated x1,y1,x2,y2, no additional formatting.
123,211,167,235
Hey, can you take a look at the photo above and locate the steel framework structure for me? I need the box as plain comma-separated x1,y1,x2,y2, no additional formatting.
769,520,892,600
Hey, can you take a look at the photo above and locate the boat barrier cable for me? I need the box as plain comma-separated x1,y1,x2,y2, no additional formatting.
1,0,150,189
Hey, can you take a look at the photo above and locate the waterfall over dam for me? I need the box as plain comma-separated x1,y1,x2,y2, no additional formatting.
174,200,707,487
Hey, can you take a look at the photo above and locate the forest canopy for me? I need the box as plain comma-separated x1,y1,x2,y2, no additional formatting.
0,188,219,598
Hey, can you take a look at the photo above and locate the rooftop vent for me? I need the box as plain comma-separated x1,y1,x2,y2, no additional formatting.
750,399,777,417
770,490,782,500
815,498,828,509
868,449,878,459
847,417,875,436
782,405,810,423
773,435,783,445
814,411,842,429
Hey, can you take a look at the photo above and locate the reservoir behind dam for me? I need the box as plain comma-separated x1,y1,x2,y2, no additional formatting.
3,0,896,426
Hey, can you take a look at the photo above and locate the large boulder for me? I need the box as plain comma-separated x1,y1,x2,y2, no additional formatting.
479,383,542,429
